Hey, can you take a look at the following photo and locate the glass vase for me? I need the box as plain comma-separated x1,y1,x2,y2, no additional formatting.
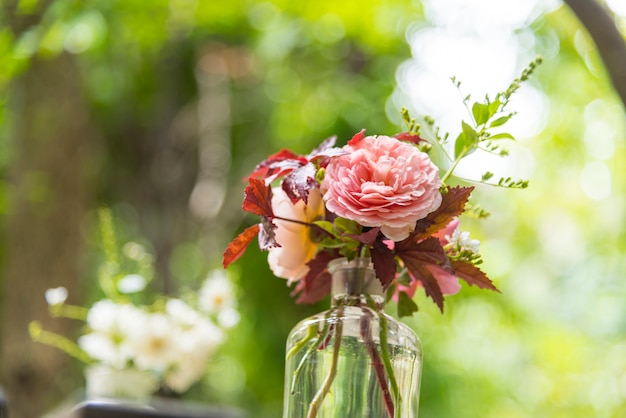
283,257,422,418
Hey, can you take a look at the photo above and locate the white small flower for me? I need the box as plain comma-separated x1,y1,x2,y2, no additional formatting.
447,229,481,254
199,271,237,315
78,332,132,368
127,312,180,372
166,298,202,327
218,308,241,329
164,354,207,393
80,300,145,368
45,287,68,306
117,274,147,294
165,317,224,392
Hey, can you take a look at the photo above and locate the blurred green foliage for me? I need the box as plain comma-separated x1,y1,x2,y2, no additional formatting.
1,1,625,417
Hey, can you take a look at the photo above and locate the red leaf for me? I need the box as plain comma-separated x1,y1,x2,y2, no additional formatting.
450,260,500,292
292,252,337,304
247,149,302,180
308,135,338,157
394,132,428,144
346,227,381,246
396,236,451,267
371,240,396,289
281,163,318,204
347,129,366,146
406,260,444,312
412,186,474,240
395,237,451,312
222,224,260,269
242,178,274,217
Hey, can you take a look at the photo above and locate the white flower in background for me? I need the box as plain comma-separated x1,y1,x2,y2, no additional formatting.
166,298,203,328
45,287,68,306
166,317,224,392
117,274,147,294
78,301,145,368
32,210,239,398
126,312,181,372
199,271,237,316
218,308,241,329
78,332,130,369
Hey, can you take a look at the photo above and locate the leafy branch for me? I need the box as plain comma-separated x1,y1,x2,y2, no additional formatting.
405,57,542,190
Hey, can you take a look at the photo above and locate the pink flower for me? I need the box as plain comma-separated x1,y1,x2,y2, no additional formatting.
267,187,325,283
393,265,461,302
434,218,459,245
322,135,442,241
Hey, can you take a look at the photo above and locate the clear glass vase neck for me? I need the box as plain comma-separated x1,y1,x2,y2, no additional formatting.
328,257,385,309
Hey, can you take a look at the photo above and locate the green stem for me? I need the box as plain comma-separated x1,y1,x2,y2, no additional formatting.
360,307,395,418
49,304,89,321
29,321,92,364
366,296,401,416
286,323,317,361
440,151,465,185
306,307,344,418
290,311,333,395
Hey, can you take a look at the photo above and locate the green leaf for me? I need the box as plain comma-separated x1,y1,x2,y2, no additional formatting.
313,220,335,234
488,98,501,115
489,115,511,127
397,291,419,317
488,132,515,140
471,102,490,126
454,121,478,159
334,217,360,234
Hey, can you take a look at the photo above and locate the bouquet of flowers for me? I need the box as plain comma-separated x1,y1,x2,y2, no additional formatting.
223,58,541,316
30,209,239,400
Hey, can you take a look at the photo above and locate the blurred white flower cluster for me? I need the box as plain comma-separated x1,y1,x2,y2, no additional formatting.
42,269,239,398
31,209,239,400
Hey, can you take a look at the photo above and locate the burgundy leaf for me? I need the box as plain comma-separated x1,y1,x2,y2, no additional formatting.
282,163,318,204
371,240,396,289
247,149,302,180
450,259,500,292
222,224,260,269
304,252,337,293
292,272,331,304
406,261,444,312
395,237,451,312
242,178,274,217
292,252,337,304
396,236,450,268
258,217,279,250
394,132,428,144
411,186,474,240
308,135,337,156
346,227,381,246
347,129,366,146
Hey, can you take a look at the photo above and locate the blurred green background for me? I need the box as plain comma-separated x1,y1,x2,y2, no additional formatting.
1,1,625,417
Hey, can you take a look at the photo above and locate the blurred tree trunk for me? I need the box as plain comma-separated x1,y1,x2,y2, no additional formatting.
564,0,626,108
0,52,98,418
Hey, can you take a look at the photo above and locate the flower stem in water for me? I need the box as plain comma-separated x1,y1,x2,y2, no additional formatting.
360,308,394,418
306,307,343,418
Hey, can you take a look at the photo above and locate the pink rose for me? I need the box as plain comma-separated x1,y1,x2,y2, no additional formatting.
267,187,325,283
322,135,442,241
